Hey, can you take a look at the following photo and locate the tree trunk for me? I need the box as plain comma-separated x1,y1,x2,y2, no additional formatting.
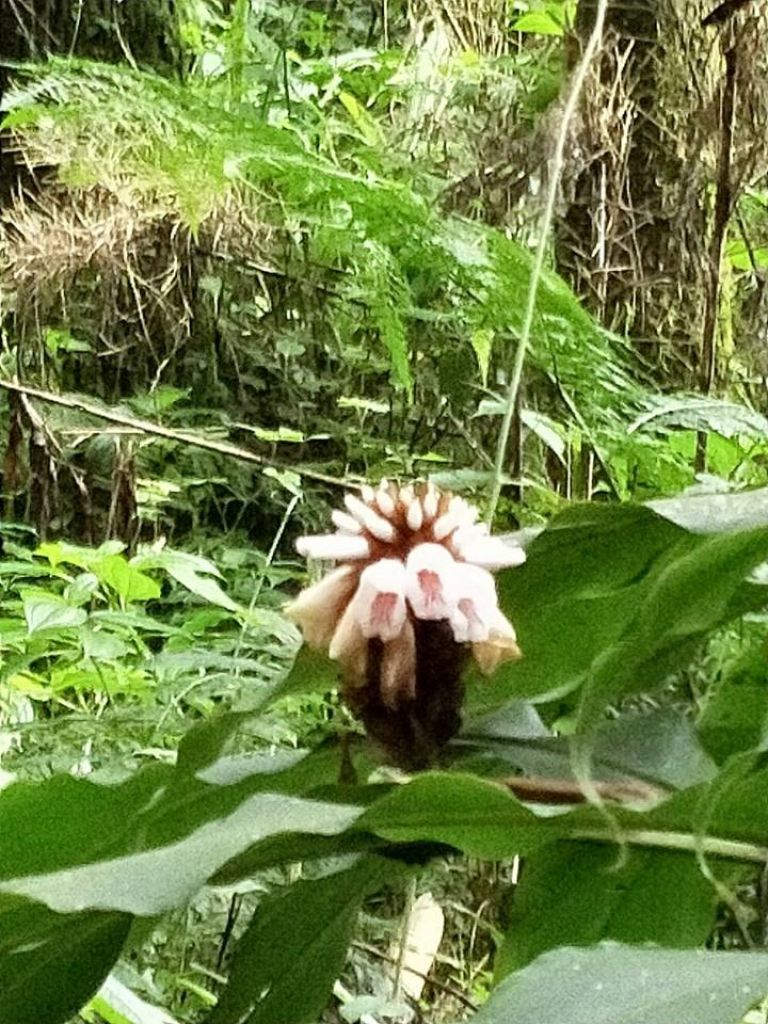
556,0,768,400
555,0,711,379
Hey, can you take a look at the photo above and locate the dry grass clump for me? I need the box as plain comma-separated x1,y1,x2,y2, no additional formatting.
0,179,276,389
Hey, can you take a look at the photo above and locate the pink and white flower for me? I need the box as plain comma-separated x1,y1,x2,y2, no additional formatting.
285,480,525,708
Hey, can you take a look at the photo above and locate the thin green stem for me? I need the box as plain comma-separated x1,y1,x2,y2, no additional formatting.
486,3,609,525
570,827,768,865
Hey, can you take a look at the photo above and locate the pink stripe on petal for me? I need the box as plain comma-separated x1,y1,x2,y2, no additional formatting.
405,543,459,621
353,558,407,641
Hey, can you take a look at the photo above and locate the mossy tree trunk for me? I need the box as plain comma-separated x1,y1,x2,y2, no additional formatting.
556,0,711,380
556,0,768,404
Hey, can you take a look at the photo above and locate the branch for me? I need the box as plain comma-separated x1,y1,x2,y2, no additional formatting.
0,378,350,488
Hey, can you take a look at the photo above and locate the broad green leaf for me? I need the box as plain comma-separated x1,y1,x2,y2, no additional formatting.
96,556,161,603
460,707,716,791
512,11,565,35
23,594,88,634
0,786,360,915
495,845,717,978
208,856,394,1024
576,526,768,744
477,504,768,720
0,750,363,917
0,895,131,1024
473,504,687,707
358,773,556,858
132,548,224,578
0,560,68,580
648,485,768,534
81,627,131,662
37,539,125,569
475,944,768,1024
65,571,101,605
697,641,768,763
163,562,239,611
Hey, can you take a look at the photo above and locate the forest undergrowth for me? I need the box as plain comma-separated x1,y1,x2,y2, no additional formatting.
1,2,768,1024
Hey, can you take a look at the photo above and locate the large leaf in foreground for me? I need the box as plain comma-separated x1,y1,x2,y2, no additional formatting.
0,896,131,1024
475,503,768,713
474,944,768,1024
476,504,690,707
459,705,716,790
208,857,395,1024
0,793,360,914
494,844,717,978
576,526,768,746
357,773,555,858
0,749,359,915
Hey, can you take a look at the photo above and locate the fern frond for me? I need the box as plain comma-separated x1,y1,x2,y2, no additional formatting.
2,57,644,418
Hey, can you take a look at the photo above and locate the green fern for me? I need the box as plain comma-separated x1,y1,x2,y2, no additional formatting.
2,57,644,425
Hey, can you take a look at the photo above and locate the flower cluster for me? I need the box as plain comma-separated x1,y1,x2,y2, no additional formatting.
286,480,524,710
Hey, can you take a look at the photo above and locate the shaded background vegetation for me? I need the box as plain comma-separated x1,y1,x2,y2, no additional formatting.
1,0,766,553
1,2,768,1023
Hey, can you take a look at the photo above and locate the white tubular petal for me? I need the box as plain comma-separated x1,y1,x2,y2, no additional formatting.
361,484,376,503
422,485,439,521
406,498,423,532
449,495,478,526
432,510,461,541
351,558,407,642
399,485,414,506
380,620,417,709
365,509,396,542
451,523,487,553
345,493,374,526
376,486,396,517
459,536,526,570
296,534,371,561
331,509,363,534
448,564,499,643
489,608,517,640
284,566,358,648
405,543,459,621
345,493,396,542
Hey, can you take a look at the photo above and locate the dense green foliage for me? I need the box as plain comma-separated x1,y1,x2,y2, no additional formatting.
1,2,768,1023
